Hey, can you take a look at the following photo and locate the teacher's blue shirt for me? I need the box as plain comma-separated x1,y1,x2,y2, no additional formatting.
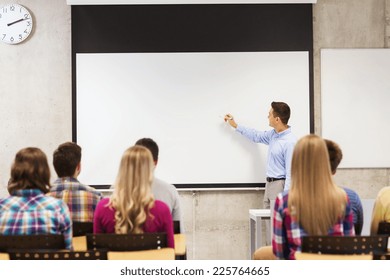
236,125,296,190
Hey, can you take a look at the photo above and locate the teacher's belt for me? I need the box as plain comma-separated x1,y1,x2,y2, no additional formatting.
266,177,285,182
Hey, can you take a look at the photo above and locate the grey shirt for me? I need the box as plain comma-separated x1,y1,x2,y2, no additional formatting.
152,177,183,232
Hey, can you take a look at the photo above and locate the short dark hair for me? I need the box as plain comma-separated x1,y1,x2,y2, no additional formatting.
53,142,81,177
271,101,291,125
8,147,51,194
135,138,159,162
324,139,343,174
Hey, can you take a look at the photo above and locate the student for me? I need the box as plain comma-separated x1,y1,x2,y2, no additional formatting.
224,101,297,208
48,142,102,222
0,147,72,249
272,135,354,260
370,187,390,234
324,139,364,235
93,145,174,248
135,138,183,232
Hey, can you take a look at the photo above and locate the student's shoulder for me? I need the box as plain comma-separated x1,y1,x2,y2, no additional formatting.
76,182,101,194
342,187,359,196
153,178,178,193
97,197,110,206
43,195,71,211
153,200,171,213
377,186,390,197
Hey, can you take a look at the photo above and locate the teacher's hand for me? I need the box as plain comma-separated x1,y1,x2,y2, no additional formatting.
224,114,238,129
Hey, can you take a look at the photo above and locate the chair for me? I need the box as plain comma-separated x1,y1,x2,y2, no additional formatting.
86,233,174,260
86,232,167,251
295,252,373,260
8,250,108,260
301,235,388,255
173,221,187,260
72,222,94,251
373,252,390,260
0,234,65,252
295,235,388,260
73,222,93,237
377,222,390,234
174,233,187,260
253,246,277,260
173,220,181,234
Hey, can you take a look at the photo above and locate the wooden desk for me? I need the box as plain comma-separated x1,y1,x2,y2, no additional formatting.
0,253,9,260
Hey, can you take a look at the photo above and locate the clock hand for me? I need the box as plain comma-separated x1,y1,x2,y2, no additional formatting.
7,18,27,27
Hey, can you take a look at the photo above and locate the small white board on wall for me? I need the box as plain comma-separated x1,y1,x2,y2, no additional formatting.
321,48,390,168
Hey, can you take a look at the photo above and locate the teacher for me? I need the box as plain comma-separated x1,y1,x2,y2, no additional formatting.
224,101,297,209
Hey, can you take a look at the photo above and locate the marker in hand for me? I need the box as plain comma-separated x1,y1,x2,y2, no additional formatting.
224,114,233,121
224,114,237,129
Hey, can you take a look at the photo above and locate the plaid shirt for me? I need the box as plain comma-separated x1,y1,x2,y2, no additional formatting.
0,189,72,250
272,190,355,260
47,177,102,222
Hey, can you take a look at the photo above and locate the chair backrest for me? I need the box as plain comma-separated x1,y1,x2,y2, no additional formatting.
0,235,65,252
373,252,390,260
173,221,181,234
86,232,167,251
73,222,94,237
377,222,390,235
8,250,107,260
301,235,388,255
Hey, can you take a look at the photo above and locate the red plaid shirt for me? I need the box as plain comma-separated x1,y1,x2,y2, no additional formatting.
272,191,355,260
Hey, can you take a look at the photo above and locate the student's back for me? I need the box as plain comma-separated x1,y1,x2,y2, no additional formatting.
272,135,354,260
0,147,72,250
324,139,364,235
47,142,102,222
93,145,174,248
94,198,172,240
135,138,183,232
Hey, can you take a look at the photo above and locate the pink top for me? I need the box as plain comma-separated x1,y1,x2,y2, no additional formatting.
93,197,174,248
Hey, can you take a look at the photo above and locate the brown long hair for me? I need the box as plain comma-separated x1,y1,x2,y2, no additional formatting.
8,147,51,194
288,135,347,235
109,145,155,234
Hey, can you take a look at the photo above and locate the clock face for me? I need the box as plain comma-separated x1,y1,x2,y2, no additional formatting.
0,4,33,45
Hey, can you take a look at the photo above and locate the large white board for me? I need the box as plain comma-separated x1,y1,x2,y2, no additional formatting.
321,49,390,168
76,52,310,185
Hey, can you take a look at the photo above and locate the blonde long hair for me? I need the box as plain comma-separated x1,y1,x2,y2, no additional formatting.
288,134,347,235
109,145,155,234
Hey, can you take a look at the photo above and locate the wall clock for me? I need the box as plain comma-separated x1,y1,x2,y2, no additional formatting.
0,4,33,44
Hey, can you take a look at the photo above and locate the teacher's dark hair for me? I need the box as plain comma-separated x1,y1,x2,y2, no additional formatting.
271,101,291,125
8,147,51,194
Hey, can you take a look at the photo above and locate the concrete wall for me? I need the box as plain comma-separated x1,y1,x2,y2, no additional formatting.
0,0,389,259
0,0,72,194
313,0,390,201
